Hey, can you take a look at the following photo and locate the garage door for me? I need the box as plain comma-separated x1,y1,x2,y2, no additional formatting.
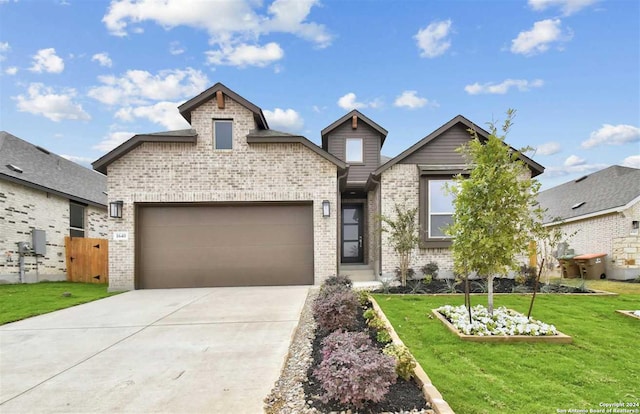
137,203,314,289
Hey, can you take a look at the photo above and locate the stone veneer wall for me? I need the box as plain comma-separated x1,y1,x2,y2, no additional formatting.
0,180,108,283
106,97,338,291
548,200,640,280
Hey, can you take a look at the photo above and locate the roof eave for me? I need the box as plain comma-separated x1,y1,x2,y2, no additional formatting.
0,173,107,208
321,109,388,149
92,132,197,174
178,82,268,129
543,194,640,226
246,134,347,171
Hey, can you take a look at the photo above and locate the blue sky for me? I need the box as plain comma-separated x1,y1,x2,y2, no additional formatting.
0,0,638,189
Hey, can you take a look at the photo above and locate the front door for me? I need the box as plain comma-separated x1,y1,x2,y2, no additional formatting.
341,204,363,263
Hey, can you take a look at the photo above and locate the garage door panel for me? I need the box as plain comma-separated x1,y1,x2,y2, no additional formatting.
137,204,314,288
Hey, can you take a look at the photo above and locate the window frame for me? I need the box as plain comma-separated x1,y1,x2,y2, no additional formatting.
418,170,466,248
213,119,233,150
69,201,86,238
345,137,364,163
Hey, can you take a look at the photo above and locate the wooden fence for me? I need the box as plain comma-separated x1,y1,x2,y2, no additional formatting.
65,237,108,284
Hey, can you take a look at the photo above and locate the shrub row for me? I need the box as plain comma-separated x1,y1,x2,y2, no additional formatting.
310,276,418,408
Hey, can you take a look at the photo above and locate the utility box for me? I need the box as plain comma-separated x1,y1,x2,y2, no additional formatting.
573,253,607,280
32,229,46,255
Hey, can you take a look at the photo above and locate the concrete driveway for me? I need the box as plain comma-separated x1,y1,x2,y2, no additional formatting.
0,285,309,413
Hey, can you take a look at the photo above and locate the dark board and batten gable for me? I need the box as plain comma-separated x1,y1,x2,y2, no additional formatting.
321,110,388,185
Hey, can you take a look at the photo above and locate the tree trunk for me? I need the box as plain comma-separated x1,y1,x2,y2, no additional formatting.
465,276,472,324
487,276,494,316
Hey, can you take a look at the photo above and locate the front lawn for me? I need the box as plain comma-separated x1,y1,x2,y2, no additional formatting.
0,282,119,325
374,294,640,414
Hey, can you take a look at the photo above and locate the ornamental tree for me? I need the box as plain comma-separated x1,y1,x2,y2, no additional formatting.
380,204,420,287
446,110,546,316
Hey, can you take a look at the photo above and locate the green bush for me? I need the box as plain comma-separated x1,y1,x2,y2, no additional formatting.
383,344,417,381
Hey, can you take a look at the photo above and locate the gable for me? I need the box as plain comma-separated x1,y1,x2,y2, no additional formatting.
375,115,544,178
399,123,469,165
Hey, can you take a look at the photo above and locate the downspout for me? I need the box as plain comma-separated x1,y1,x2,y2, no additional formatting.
368,174,382,278
336,167,349,275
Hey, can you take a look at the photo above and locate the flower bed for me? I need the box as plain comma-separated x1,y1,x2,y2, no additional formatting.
615,310,640,320
434,304,572,343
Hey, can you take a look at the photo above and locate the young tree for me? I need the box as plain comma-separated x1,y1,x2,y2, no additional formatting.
380,204,420,287
446,110,546,316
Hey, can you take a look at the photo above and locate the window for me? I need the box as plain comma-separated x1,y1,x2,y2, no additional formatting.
428,180,455,238
70,202,85,238
345,138,363,163
214,120,233,150
419,175,460,247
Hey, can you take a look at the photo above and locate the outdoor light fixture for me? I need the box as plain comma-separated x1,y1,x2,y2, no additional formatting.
633,221,639,230
109,201,123,218
322,200,330,217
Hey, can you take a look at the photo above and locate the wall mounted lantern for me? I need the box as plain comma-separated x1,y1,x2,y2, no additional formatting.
109,201,123,218
322,200,330,218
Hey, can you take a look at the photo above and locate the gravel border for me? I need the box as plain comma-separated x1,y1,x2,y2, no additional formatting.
264,289,435,414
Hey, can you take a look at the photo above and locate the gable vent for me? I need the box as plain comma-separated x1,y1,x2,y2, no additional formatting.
6,164,23,173
571,201,585,209
575,175,588,183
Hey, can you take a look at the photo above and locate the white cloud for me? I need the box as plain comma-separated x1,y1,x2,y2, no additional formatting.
622,155,640,169
528,0,598,16
60,154,95,165
0,41,9,61
510,19,571,56
581,124,640,149
544,155,608,177
115,101,190,130
263,108,304,133
393,90,433,109
337,92,382,111
536,141,561,156
206,42,284,67
14,83,90,122
564,154,585,167
415,19,452,58
29,48,65,73
93,131,136,152
169,41,184,55
5,66,18,75
88,67,209,105
91,52,113,67
464,78,544,95
102,0,332,51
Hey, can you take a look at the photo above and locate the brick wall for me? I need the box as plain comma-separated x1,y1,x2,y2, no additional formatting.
106,96,339,291
0,180,108,283
549,200,640,279
380,164,456,279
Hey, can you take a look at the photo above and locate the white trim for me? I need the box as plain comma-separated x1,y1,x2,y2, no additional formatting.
544,195,640,226
345,138,363,163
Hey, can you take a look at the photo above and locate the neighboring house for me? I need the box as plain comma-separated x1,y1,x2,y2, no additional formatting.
537,165,640,280
0,132,108,283
93,83,544,291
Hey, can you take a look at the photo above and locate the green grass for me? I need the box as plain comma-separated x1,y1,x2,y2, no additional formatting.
374,294,640,414
0,282,119,325
555,278,640,294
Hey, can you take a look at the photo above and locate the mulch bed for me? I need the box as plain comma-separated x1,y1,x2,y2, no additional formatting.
302,302,429,414
373,277,593,294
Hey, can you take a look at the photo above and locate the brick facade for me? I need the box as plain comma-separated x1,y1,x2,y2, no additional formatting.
106,96,339,291
379,164,456,279
548,200,640,280
0,180,108,283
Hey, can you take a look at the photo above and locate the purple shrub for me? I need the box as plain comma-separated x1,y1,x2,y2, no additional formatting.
320,330,371,360
312,285,359,332
313,331,397,408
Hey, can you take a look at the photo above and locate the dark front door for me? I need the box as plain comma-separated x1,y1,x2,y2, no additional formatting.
341,204,363,263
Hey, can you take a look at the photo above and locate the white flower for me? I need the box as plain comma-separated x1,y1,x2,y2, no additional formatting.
435,305,558,336
633,310,640,317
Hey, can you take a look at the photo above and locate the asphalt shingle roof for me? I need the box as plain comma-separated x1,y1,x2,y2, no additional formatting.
537,165,640,223
0,131,107,207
